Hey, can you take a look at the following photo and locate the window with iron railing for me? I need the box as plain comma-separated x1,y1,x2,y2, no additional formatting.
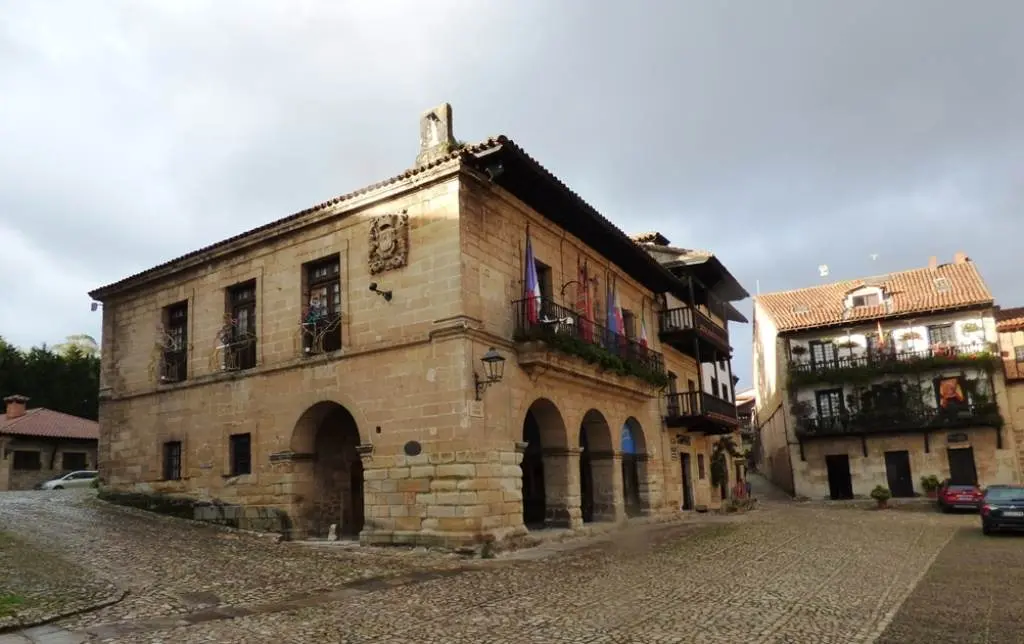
302,256,342,354
161,301,188,383
223,281,257,371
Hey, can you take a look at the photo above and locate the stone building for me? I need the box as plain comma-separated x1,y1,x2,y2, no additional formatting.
752,254,1020,500
88,104,748,545
0,394,99,491
994,306,1024,474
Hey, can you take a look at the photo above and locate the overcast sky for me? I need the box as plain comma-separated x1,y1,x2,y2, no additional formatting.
2,1,1022,388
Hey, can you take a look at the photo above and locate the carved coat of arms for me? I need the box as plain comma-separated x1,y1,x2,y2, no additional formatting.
368,213,409,275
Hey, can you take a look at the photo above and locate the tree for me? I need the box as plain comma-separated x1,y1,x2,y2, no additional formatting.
52,334,99,358
0,335,100,420
710,435,741,499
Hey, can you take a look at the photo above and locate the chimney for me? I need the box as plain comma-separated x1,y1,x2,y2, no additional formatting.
4,394,29,420
953,251,969,264
928,256,938,272
415,103,457,167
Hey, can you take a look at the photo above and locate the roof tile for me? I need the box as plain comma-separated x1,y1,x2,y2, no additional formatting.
756,260,993,333
996,306,1024,332
0,408,99,440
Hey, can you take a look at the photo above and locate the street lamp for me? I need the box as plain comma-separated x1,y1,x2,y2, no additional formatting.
474,347,506,400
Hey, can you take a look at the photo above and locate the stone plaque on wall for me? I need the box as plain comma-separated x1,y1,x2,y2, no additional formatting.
368,213,410,275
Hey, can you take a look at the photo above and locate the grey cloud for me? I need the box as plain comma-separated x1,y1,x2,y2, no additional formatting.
1,0,1022,389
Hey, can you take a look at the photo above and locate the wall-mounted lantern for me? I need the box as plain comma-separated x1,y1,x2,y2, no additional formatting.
474,347,506,400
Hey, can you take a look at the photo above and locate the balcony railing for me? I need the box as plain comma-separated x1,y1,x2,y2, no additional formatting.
160,350,187,383
665,391,739,433
221,335,257,371
301,311,342,355
512,297,665,384
658,306,730,353
795,403,1001,438
789,342,999,386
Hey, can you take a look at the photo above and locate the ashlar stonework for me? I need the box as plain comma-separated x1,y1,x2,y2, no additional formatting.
88,104,746,547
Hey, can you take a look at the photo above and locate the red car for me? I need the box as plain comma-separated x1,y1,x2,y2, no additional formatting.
937,479,983,512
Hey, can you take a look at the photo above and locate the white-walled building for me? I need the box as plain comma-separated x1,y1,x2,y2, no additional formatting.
752,254,1020,499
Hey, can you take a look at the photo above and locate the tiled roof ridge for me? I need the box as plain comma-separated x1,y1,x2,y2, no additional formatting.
89,137,507,298
756,260,975,300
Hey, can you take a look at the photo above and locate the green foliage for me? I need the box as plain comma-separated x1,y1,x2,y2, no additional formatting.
710,436,740,489
0,336,100,420
514,328,670,388
0,593,24,617
920,474,941,491
870,485,892,503
788,350,1000,388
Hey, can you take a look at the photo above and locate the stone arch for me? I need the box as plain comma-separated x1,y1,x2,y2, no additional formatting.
579,409,616,523
621,417,649,517
521,398,571,529
292,401,364,539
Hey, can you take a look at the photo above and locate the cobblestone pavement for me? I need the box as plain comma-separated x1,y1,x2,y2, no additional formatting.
0,488,1011,643
877,524,1024,644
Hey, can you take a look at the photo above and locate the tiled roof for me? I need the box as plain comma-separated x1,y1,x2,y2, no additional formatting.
0,408,99,441
995,306,1024,332
756,260,993,333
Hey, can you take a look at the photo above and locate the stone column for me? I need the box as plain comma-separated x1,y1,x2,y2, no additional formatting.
355,443,377,544
542,447,582,528
636,454,656,515
589,451,626,522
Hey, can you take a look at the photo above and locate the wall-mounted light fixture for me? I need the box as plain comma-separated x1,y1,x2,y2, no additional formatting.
368,282,392,302
474,347,506,400
90,302,102,312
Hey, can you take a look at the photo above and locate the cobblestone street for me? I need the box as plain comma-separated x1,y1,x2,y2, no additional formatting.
0,489,1019,643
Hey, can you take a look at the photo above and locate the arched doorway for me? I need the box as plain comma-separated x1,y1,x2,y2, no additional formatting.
579,409,614,523
521,398,569,529
293,402,364,539
621,418,647,517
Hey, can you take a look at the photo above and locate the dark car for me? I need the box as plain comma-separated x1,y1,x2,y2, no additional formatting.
981,485,1024,535
936,479,983,512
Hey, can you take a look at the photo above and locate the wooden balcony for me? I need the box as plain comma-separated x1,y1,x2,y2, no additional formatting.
1003,358,1024,381
665,391,740,435
789,343,999,387
658,306,730,358
795,403,1002,440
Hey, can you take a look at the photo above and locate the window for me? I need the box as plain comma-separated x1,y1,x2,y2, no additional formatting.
1015,346,1024,362
62,452,88,471
697,454,706,479
809,340,837,367
229,433,252,476
161,301,188,383
927,324,955,346
861,383,904,412
12,451,41,471
302,256,342,354
851,293,880,307
163,441,182,481
687,379,696,392
721,382,729,400
815,389,844,418
535,261,553,301
225,281,257,370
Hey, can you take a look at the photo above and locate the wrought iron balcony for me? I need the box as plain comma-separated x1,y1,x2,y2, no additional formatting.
794,403,1002,439
665,391,740,434
511,297,666,387
159,350,187,384
658,306,730,357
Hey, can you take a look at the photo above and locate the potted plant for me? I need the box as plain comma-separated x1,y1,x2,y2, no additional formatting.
870,485,892,509
920,475,941,499
900,330,922,341
790,345,808,360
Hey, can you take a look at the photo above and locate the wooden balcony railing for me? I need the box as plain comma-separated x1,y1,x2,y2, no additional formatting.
512,297,666,384
665,391,739,424
658,306,730,352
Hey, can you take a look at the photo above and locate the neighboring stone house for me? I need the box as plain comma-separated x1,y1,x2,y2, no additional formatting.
0,394,99,491
88,104,749,546
994,306,1024,474
752,254,1020,500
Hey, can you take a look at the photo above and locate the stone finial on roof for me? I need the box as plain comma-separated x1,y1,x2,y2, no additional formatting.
415,103,457,167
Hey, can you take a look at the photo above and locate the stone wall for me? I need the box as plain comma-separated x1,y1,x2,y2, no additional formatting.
96,154,726,546
0,437,98,491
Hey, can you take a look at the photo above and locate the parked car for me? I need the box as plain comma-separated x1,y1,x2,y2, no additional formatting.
36,470,98,490
981,485,1024,535
936,479,983,512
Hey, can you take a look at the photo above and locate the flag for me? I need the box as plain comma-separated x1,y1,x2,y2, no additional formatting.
612,275,625,336
639,302,649,348
524,227,541,324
